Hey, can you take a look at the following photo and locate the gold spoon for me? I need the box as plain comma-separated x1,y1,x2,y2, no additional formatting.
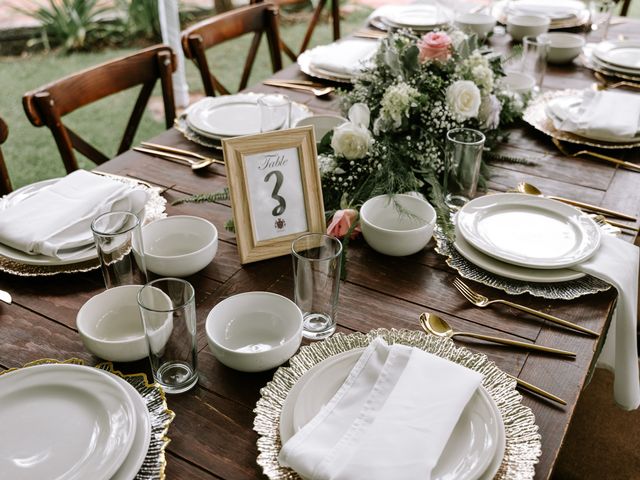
515,182,637,222
419,313,576,357
419,313,568,405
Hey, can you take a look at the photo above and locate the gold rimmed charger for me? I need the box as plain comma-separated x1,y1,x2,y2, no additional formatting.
254,328,542,480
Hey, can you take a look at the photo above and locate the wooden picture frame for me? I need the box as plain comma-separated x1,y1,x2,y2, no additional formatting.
222,126,326,264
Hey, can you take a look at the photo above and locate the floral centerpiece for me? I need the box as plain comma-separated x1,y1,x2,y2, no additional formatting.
321,29,527,236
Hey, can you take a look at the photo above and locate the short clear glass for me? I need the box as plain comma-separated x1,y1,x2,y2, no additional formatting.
589,0,615,42
259,94,291,132
292,233,342,340
91,211,148,289
137,278,198,394
444,128,486,210
521,35,550,92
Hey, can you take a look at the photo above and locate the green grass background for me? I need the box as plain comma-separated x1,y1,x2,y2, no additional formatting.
0,4,637,189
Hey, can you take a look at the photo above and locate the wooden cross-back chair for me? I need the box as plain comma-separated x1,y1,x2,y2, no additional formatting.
181,2,283,97
0,116,12,195
251,0,340,61
22,44,177,173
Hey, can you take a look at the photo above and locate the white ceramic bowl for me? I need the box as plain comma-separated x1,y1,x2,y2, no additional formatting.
455,13,497,38
206,292,303,372
499,71,536,94
360,194,437,256
142,215,218,277
506,14,550,42
76,285,148,362
294,115,347,142
539,32,585,64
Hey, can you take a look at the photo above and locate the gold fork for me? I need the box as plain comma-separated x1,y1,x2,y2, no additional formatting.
552,138,640,173
453,278,599,337
594,72,640,91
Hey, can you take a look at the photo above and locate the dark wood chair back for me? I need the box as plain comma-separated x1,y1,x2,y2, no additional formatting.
0,116,12,195
181,2,283,97
620,0,631,16
22,45,177,173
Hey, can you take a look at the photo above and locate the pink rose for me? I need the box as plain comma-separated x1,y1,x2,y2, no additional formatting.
327,209,361,240
417,32,452,63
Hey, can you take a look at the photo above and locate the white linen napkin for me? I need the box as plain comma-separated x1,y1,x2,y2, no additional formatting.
309,40,379,76
278,338,483,480
0,170,143,259
547,90,640,142
570,235,640,410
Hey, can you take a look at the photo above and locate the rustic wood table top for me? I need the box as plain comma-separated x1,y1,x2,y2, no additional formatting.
1,18,639,480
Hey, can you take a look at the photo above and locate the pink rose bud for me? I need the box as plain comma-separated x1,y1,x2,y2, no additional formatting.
327,209,361,240
417,31,452,63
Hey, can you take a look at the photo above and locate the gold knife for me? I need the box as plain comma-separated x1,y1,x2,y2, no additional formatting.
509,374,567,405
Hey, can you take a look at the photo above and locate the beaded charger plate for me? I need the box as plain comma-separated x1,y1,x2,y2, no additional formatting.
254,329,542,480
0,358,175,480
0,174,166,276
522,89,640,149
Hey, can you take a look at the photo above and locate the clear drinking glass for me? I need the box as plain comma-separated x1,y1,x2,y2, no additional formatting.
444,128,486,210
292,233,342,340
137,278,198,394
259,94,291,132
589,0,615,42
91,211,148,289
521,35,550,92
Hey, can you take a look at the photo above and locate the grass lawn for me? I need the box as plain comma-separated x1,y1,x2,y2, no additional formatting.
0,7,371,189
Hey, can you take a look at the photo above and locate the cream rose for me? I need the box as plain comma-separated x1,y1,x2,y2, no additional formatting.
331,122,373,160
446,80,481,120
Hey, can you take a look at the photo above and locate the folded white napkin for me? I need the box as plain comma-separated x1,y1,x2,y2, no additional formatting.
310,40,378,76
547,90,640,142
279,338,483,480
0,170,144,259
570,235,640,410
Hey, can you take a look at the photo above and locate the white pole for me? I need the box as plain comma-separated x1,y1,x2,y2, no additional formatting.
158,0,190,108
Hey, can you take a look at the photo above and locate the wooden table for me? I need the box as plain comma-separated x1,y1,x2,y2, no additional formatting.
1,19,639,480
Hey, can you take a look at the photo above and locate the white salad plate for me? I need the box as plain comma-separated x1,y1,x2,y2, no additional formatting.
457,193,601,269
453,224,585,282
280,349,505,480
594,41,640,71
186,94,311,139
112,375,152,480
0,177,148,267
0,364,137,480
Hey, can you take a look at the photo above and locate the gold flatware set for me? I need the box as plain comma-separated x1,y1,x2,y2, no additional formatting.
134,143,223,171
551,137,640,173
594,71,640,91
262,79,334,97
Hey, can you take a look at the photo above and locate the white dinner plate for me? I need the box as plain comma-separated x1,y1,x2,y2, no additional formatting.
186,94,312,139
453,224,585,282
504,0,583,20
112,375,152,480
383,4,451,29
0,364,137,480
280,349,505,480
594,41,640,71
457,193,601,269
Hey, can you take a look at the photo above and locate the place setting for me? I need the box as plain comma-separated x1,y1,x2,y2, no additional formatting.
297,38,380,83
492,0,590,30
366,3,454,32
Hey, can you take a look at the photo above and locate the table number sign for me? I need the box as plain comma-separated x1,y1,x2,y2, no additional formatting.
222,126,326,264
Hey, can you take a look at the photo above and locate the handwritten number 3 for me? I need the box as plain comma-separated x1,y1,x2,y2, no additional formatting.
264,170,286,216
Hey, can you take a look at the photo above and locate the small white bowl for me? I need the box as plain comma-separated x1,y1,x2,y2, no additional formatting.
506,14,550,42
539,32,585,64
455,13,497,38
499,71,536,94
294,115,347,142
142,215,218,277
77,285,148,362
360,194,437,257
206,292,303,372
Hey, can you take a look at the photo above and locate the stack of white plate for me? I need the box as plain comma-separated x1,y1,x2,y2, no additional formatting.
453,193,601,283
185,94,311,140
369,4,452,32
591,40,640,81
494,0,589,29
297,39,379,83
0,363,152,480
279,348,506,480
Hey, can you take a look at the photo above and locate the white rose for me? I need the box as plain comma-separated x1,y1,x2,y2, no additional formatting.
479,94,502,129
446,80,481,120
331,122,373,160
348,102,370,128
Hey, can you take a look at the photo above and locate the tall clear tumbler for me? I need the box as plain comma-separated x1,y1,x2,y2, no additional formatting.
292,233,342,341
445,128,486,211
91,211,148,289
137,278,198,394
521,35,550,92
